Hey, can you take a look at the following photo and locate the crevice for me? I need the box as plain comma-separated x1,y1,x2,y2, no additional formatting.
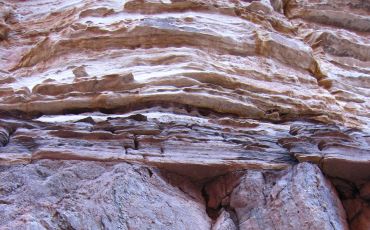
198,173,243,228
133,135,139,150
326,175,369,228
201,185,220,221
0,199,12,205
146,168,153,177
123,145,128,155
282,0,292,18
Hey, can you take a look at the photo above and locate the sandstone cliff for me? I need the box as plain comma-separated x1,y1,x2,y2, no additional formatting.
0,0,369,229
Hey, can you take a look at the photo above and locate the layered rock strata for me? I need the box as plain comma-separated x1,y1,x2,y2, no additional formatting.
0,0,369,229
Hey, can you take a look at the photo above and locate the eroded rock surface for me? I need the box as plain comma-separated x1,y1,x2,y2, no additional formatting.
0,0,369,229
205,163,348,230
0,160,211,229
0,161,349,230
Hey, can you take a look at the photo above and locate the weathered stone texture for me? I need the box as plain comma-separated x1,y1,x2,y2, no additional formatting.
0,0,369,229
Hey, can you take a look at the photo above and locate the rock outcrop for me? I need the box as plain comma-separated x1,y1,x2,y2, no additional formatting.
205,163,348,230
0,160,211,229
0,0,369,229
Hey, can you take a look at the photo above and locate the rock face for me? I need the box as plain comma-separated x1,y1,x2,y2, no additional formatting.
0,160,211,229
0,161,348,230
0,0,369,229
205,163,348,230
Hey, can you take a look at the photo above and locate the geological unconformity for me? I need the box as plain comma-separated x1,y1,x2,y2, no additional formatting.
0,0,369,229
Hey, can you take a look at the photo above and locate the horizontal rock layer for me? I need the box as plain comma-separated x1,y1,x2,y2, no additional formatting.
0,0,369,229
0,111,369,183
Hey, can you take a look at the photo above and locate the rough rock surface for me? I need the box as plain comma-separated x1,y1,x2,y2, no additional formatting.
0,160,211,229
0,0,369,229
205,163,348,230
0,161,348,230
